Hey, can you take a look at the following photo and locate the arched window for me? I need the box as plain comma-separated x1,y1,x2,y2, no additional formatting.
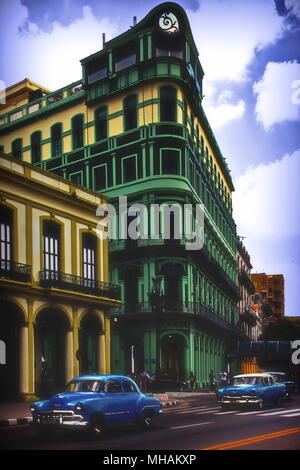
31,131,42,163
51,123,62,157
72,115,84,149
43,220,60,278
160,85,177,122
0,206,12,269
124,94,137,131
11,138,22,160
95,106,107,142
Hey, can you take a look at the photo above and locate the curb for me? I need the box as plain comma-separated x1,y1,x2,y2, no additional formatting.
161,400,179,408
0,417,33,427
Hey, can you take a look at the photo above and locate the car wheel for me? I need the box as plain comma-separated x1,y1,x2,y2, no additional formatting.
139,411,153,430
89,414,105,436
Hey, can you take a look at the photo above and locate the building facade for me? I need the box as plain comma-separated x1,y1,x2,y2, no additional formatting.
0,3,243,385
251,273,285,324
237,237,262,373
0,152,120,401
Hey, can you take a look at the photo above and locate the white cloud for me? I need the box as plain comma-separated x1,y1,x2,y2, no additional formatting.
204,88,246,128
233,149,300,316
187,0,284,83
286,0,300,18
0,1,119,90
233,149,300,240
253,61,300,130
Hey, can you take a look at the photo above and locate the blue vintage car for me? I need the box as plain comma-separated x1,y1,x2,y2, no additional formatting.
30,375,162,436
265,372,295,398
216,373,286,410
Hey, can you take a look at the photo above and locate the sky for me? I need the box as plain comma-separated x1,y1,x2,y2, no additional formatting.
0,0,299,316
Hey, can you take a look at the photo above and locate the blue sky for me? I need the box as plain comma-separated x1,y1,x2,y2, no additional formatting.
0,0,299,315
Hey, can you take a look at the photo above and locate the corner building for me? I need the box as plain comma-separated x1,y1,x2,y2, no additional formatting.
0,3,242,385
0,152,120,401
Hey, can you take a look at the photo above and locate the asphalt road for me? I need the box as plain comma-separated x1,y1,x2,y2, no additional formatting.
1,394,300,453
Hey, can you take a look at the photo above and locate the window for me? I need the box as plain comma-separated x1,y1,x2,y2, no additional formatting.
31,131,42,163
93,165,107,190
122,156,136,183
122,380,138,393
156,47,183,59
11,138,22,160
51,123,62,157
107,381,122,393
43,220,60,276
124,94,137,131
0,207,12,269
160,85,177,122
69,172,82,185
72,115,84,149
161,149,180,175
87,58,107,84
95,106,107,141
82,233,97,283
115,41,137,72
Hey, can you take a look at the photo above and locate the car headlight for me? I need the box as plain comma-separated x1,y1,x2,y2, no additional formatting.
249,389,257,396
30,405,36,413
75,402,84,412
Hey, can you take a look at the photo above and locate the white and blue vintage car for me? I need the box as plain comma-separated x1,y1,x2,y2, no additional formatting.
216,373,287,410
30,375,162,436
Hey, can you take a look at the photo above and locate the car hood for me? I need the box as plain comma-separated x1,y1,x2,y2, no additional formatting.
47,392,102,408
219,385,258,395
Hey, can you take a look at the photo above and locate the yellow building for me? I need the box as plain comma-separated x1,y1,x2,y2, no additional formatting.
0,151,121,401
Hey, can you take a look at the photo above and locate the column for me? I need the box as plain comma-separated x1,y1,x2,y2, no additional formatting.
19,325,29,397
65,330,74,383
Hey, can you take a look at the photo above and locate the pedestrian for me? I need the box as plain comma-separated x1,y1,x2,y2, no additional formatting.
209,370,216,391
220,371,228,387
140,371,151,392
188,371,196,389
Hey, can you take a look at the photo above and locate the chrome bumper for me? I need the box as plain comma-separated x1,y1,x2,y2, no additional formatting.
34,410,88,427
219,396,260,405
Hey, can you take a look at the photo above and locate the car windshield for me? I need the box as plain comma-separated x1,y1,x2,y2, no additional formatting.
233,376,261,385
66,380,106,393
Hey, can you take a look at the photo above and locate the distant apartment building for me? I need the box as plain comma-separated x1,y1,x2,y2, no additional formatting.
251,273,285,323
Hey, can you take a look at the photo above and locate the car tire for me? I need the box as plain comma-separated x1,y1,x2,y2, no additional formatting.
89,414,106,436
138,410,153,430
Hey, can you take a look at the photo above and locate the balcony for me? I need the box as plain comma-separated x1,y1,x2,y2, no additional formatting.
111,302,244,338
0,260,31,282
39,270,121,300
240,307,257,328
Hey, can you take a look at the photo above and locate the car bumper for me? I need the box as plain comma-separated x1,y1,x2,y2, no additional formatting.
218,396,260,405
33,410,88,428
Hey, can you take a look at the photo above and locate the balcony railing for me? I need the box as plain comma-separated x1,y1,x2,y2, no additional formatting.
0,260,31,282
39,270,121,300
111,302,244,337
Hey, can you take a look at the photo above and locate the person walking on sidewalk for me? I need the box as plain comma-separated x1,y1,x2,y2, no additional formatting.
188,372,196,389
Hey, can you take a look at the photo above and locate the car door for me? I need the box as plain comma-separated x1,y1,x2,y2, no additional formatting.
105,379,132,424
121,379,141,422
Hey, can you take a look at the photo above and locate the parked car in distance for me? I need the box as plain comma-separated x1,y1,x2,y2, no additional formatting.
265,372,295,398
30,375,162,436
216,373,286,410
148,373,186,392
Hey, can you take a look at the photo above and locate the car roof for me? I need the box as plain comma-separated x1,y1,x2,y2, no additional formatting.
234,373,273,378
70,375,134,381
265,372,285,375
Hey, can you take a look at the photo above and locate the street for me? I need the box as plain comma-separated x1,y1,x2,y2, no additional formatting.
1,394,300,451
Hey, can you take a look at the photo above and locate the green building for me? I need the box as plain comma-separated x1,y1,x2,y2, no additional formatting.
0,2,242,385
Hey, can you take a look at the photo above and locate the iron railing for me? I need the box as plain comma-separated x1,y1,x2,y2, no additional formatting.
0,260,31,282
39,270,121,300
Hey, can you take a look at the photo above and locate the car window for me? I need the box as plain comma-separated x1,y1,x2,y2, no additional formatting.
66,380,105,392
122,380,138,393
107,381,122,393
